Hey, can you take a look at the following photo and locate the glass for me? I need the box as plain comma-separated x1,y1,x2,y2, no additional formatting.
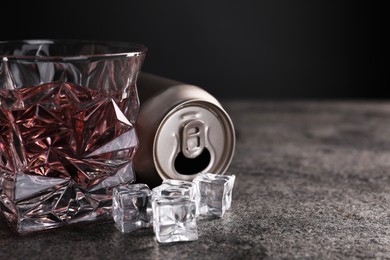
0,39,146,234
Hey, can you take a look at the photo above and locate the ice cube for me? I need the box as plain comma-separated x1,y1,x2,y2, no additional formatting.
112,183,152,233
152,196,198,243
192,173,236,218
152,179,199,215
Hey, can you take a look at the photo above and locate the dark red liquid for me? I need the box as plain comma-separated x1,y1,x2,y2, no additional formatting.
0,82,138,189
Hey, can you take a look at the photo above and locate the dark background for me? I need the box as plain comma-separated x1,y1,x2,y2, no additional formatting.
1,1,387,99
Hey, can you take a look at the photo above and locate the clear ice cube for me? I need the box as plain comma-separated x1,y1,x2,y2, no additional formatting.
192,173,236,218
112,183,152,233
152,196,198,243
153,179,199,210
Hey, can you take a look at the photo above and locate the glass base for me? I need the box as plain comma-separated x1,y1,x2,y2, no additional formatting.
0,164,135,235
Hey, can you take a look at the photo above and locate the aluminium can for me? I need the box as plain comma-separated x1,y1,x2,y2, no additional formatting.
133,73,235,188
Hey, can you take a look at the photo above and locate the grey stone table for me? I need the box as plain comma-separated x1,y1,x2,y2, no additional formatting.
2,100,390,259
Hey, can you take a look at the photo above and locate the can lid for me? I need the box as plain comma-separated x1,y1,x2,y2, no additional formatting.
153,99,235,181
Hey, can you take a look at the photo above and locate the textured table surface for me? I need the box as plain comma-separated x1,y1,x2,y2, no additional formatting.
2,100,390,259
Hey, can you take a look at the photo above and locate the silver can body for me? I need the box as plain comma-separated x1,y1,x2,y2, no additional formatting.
134,73,235,187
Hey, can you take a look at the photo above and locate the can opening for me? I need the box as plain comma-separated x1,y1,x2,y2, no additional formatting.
174,148,211,175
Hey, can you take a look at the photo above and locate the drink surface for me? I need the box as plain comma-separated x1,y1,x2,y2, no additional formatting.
0,82,138,232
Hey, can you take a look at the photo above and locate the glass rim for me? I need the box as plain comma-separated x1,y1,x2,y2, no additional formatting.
0,39,147,62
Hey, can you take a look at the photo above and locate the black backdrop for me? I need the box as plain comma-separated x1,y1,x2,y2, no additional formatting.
1,1,387,99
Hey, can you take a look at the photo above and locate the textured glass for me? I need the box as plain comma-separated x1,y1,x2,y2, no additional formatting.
112,183,152,233
192,173,235,218
0,40,146,234
152,196,198,243
152,179,199,216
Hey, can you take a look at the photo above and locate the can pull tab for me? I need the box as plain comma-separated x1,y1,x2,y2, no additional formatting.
182,120,206,159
